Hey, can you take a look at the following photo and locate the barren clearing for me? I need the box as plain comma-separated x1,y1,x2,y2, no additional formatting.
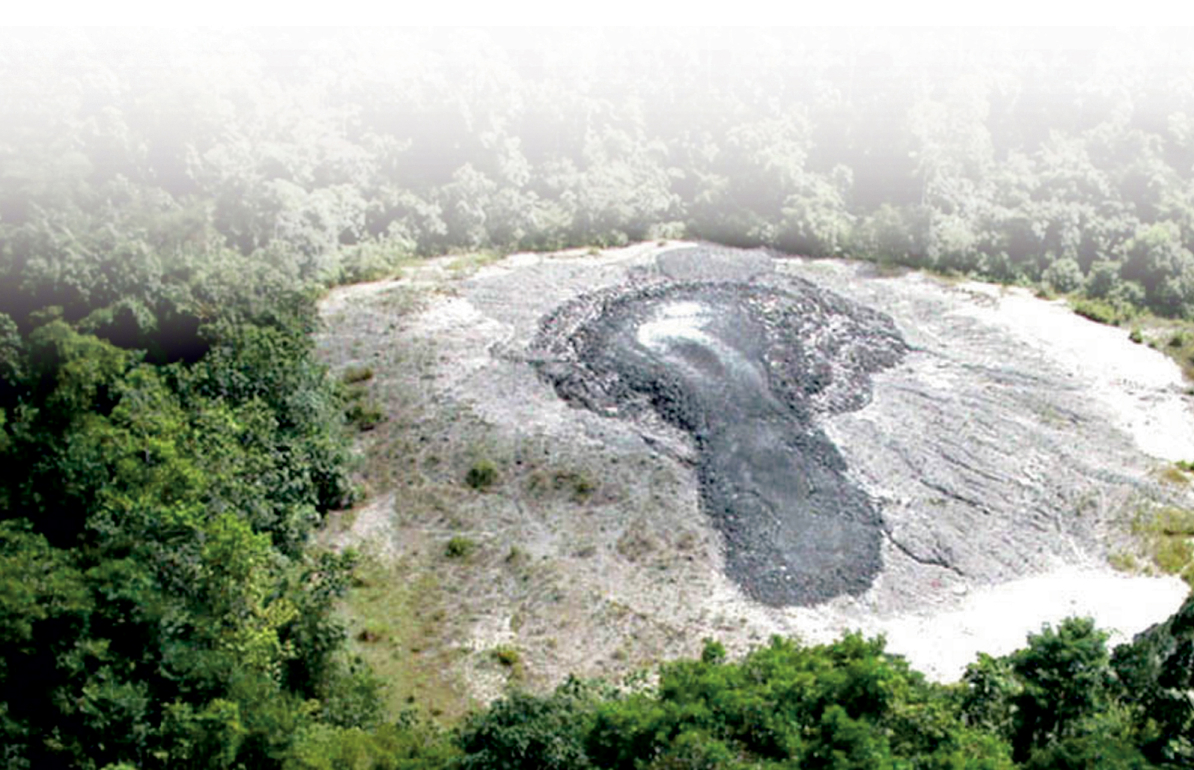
316,242,1192,707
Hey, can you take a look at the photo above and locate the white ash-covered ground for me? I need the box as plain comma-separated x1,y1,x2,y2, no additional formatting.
316,242,1191,698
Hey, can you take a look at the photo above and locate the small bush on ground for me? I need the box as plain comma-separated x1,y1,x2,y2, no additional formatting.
465,459,499,490
445,536,477,558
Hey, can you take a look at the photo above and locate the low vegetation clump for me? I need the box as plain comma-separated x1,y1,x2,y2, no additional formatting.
1157,464,1190,485
444,536,478,559
1131,505,1194,585
1069,297,1137,327
341,364,375,384
346,398,386,431
464,459,499,491
447,613,1194,770
492,645,521,667
527,467,598,502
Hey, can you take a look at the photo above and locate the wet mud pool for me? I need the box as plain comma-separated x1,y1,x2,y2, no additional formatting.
531,247,907,605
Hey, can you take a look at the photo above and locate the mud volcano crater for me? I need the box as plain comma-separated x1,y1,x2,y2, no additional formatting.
531,249,908,606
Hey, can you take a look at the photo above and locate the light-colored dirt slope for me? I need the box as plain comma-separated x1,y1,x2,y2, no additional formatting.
315,243,1190,708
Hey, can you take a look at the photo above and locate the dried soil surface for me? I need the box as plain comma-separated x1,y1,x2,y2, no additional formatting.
316,242,1192,703
529,250,906,605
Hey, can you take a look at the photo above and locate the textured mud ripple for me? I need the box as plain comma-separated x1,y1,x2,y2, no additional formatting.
530,248,907,605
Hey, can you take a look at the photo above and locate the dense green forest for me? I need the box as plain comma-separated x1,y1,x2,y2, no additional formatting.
2,26,1194,768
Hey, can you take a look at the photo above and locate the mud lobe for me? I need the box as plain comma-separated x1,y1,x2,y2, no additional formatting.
530,249,907,605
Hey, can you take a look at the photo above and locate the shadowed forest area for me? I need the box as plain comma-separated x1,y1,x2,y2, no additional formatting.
2,26,1194,768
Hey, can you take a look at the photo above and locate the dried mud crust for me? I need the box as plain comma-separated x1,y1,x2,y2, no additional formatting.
529,270,908,605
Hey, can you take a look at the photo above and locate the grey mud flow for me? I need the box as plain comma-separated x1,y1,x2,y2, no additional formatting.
530,247,908,606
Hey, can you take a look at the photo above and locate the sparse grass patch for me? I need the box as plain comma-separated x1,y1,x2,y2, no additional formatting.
1070,297,1135,326
446,251,502,277
1109,551,1138,573
357,626,386,643
1158,464,1190,485
616,521,658,563
340,366,386,431
379,284,428,315
341,558,469,721
526,467,597,502
1159,324,1194,382
1073,308,1194,383
868,259,913,279
1131,505,1194,585
491,644,526,684
346,400,385,431
342,364,375,384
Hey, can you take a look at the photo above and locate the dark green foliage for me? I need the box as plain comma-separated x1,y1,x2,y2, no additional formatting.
1112,594,1194,766
958,617,1170,768
463,635,1017,770
283,718,459,770
1023,732,1155,770
465,459,499,491
458,680,603,770
445,537,477,559
0,143,362,766
1007,618,1114,761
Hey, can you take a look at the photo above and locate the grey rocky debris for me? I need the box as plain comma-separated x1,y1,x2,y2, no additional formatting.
529,247,908,605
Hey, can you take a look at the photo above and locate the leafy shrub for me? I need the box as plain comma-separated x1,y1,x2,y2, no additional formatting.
1043,258,1084,294
445,537,477,559
493,645,520,667
457,684,599,770
465,459,499,490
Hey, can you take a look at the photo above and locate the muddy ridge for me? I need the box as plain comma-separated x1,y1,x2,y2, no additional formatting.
530,247,907,605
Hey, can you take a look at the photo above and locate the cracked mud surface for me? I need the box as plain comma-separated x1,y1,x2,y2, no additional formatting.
530,263,906,605
317,242,1193,698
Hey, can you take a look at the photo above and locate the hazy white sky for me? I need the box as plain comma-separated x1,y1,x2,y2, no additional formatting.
5,5,1193,28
